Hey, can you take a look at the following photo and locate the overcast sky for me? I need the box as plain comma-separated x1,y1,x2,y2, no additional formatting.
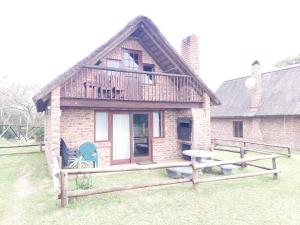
1,0,300,91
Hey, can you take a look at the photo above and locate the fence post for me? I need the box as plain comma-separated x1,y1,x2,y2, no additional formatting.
287,147,291,158
240,147,246,169
60,170,69,207
39,143,43,152
211,138,216,148
192,163,199,190
272,158,278,179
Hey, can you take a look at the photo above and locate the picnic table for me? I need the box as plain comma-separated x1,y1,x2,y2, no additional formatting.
182,150,215,163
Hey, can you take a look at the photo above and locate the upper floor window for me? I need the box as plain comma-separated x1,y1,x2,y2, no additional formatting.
123,50,140,70
143,64,154,84
233,121,243,138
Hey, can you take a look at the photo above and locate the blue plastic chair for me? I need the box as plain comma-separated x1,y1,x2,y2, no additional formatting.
79,142,98,168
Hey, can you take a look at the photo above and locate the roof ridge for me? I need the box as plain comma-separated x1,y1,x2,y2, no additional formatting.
261,63,300,75
223,63,300,83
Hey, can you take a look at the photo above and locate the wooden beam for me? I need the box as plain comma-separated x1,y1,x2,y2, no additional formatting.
67,178,191,198
244,148,290,157
60,98,203,110
194,169,281,184
245,162,273,170
192,154,279,170
0,143,45,149
60,170,68,207
66,161,193,175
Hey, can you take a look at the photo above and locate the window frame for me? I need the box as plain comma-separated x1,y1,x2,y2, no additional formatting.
233,120,243,138
94,111,110,142
152,111,164,138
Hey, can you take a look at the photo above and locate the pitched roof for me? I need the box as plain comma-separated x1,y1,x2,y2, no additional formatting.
211,64,300,118
33,16,219,110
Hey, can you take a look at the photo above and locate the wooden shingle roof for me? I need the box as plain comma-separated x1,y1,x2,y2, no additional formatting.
33,16,220,110
211,64,300,118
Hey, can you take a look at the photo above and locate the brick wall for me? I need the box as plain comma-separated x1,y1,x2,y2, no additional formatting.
211,116,300,151
44,87,61,173
152,110,181,161
60,108,110,167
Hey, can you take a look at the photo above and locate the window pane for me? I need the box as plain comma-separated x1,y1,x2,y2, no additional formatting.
123,51,139,70
239,122,243,137
143,65,154,84
95,112,108,141
233,121,243,138
153,112,163,137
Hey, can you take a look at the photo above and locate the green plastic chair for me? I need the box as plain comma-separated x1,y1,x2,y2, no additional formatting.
79,142,98,168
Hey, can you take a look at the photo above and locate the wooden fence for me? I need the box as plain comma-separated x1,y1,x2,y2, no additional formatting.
59,154,280,207
212,138,291,157
0,143,44,156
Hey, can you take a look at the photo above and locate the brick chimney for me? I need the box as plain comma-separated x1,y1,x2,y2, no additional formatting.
181,34,200,74
250,60,262,111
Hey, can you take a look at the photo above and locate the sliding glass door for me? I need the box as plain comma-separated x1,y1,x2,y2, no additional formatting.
111,112,152,164
132,113,151,162
112,113,131,164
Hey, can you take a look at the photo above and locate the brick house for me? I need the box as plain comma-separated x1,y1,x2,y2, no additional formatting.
33,16,219,171
211,61,300,151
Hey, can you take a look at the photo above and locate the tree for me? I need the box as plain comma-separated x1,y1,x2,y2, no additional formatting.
274,54,300,68
0,75,43,140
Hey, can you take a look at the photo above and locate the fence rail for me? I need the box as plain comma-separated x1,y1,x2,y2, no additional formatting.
212,138,291,157
59,154,280,207
0,143,45,156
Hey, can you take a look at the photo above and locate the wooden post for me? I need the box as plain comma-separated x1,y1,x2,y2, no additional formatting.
240,147,245,169
243,142,247,154
60,170,69,207
287,147,291,157
192,163,199,190
272,158,278,179
211,138,216,150
39,143,43,152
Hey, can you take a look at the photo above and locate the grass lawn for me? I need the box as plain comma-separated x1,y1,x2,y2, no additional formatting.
1,146,300,225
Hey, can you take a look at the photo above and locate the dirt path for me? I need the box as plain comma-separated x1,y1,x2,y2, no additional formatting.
16,168,35,197
1,167,35,225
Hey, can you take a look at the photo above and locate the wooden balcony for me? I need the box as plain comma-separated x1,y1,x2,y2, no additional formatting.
60,66,204,108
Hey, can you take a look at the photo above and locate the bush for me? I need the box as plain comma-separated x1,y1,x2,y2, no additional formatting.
34,127,44,142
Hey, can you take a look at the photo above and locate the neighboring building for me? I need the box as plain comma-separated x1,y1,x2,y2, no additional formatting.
211,61,300,151
33,16,219,171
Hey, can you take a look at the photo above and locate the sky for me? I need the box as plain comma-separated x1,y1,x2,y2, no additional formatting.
0,0,300,91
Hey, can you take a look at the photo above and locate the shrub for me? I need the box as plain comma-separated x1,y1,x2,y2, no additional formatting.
34,127,44,142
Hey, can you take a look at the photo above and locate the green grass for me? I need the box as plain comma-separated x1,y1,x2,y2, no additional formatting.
1,148,300,225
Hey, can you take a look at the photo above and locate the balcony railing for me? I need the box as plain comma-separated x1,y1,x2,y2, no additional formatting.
60,66,204,103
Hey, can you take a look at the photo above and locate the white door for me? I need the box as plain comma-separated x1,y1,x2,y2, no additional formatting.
113,114,131,161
